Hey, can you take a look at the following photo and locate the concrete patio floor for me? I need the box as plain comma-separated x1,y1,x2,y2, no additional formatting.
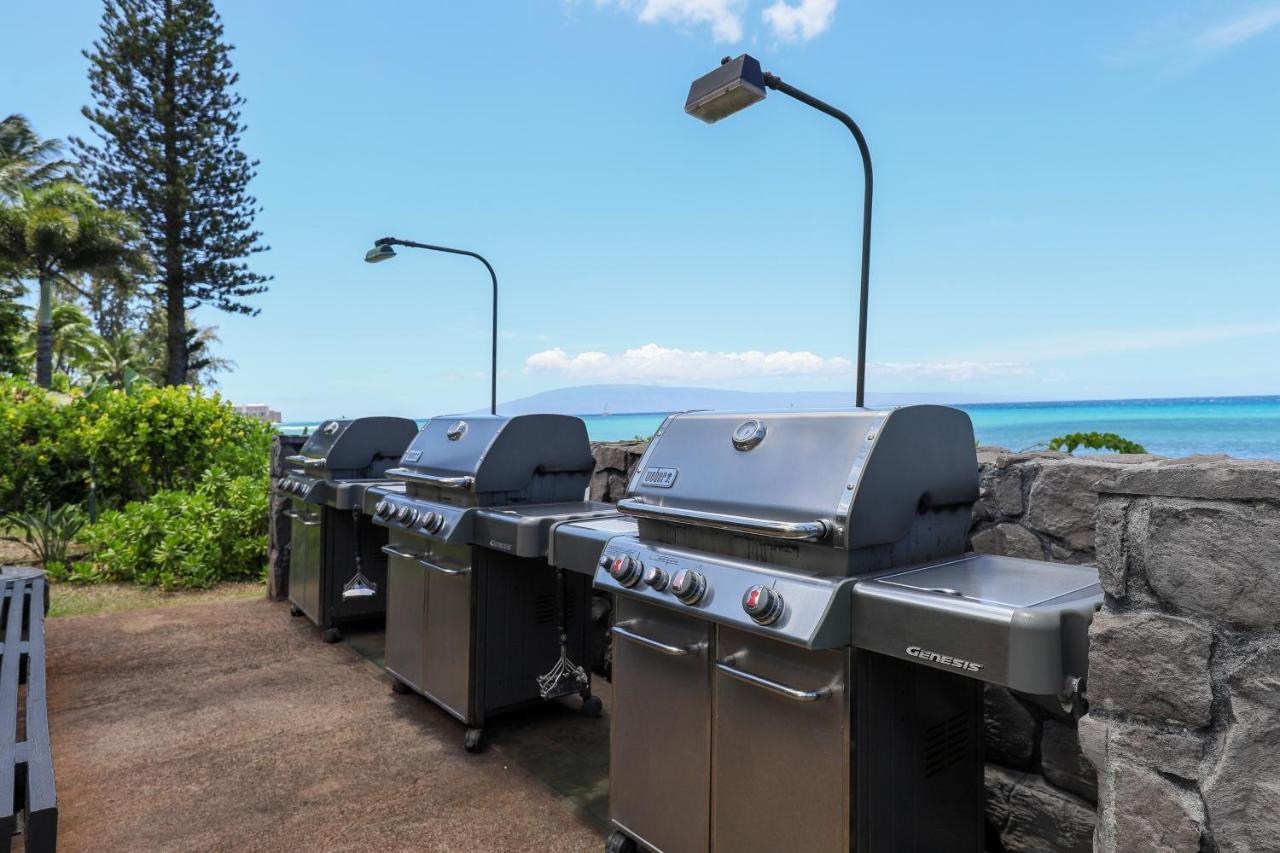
45,596,609,852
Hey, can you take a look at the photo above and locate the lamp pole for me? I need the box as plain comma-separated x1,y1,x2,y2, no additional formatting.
761,72,873,408
370,237,499,415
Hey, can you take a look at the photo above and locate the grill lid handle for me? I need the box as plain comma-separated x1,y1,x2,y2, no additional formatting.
617,498,831,542
285,454,328,468
386,467,476,489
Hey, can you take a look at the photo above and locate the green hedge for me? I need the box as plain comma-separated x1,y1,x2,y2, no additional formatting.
0,378,272,513
77,468,269,589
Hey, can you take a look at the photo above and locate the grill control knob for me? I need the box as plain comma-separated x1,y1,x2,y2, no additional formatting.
643,565,669,591
424,512,445,534
671,569,707,605
609,556,642,588
598,554,612,570
743,584,784,625
374,500,389,517
395,505,414,524
402,508,420,527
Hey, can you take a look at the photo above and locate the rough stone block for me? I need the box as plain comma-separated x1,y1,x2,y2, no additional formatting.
1145,499,1280,628
987,765,1095,853
1203,638,1280,853
1089,610,1213,726
1094,497,1128,599
1024,460,1115,553
1041,719,1098,802
591,442,631,473
980,464,1024,517
1099,764,1205,853
1097,457,1280,502
971,523,1044,561
985,685,1039,767
1077,713,1207,781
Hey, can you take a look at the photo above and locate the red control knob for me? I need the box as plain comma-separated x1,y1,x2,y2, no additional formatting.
671,569,707,605
609,555,642,587
742,584,783,625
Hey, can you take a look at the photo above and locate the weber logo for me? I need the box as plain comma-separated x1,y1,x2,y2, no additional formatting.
488,540,512,552
403,450,422,463
906,645,984,673
641,467,679,488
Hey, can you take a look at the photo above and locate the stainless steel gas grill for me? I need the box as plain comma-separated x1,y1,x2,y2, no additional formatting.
274,416,418,643
582,406,1101,853
369,413,618,752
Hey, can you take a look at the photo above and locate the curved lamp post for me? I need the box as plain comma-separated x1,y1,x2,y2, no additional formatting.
365,237,499,415
685,54,874,408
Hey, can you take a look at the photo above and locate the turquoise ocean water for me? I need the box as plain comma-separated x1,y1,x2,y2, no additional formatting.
280,395,1280,459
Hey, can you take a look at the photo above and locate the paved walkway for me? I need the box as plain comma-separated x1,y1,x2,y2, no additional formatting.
46,597,609,852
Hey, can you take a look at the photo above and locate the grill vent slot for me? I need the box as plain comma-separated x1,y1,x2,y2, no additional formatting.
923,712,969,778
534,593,556,625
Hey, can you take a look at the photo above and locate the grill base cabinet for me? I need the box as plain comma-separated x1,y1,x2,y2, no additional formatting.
609,599,982,853
288,503,390,634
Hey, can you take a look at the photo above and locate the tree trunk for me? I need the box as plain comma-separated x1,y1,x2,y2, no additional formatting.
35,272,53,388
161,0,187,386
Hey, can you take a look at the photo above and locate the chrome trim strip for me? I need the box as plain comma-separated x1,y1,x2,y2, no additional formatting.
386,467,475,489
380,544,470,575
616,498,830,541
715,658,829,702
611,623,703,656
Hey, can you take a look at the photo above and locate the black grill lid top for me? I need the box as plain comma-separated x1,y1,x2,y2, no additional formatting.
292,416,419,478
390,414,596,493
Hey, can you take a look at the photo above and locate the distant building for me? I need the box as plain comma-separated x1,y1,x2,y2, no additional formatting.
234,403,282,424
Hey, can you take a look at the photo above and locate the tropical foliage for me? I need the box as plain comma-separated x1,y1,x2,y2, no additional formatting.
1047,432,1148,455
0,114,75,200
0,503,86,580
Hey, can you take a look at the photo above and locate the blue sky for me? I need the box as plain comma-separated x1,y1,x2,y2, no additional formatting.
4,0,1279,420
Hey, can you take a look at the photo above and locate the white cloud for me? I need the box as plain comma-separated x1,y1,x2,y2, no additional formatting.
1003,322,1280,362
762,0,836,42
525,342,852,381
1193,3,1280,53
595,0,748,43
524,343,1029,384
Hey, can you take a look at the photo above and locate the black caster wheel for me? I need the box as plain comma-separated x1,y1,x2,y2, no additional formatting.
606,830,637,853
390,678,411,695
581,695,603,718
321,627,342,644
289,604,303,617
463,727,485,753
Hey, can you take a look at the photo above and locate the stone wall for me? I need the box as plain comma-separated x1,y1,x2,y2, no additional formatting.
267,434,305,601
589,441,1280,852
1079,457,1280,853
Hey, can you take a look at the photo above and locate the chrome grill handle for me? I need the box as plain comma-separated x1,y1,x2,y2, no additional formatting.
386,468,475,489
612,623,704,657
714,658,830,702
421,560,470,576
380,545,470,575
283,510,321,526
286,454,327,468
616,498,830,542
380,544,422,561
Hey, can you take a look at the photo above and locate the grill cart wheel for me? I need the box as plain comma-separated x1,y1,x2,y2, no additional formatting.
463,727,485,753
605,830,637,853
581,695,603,718
289,604,303,618
390,678,411,695
322,627,342,644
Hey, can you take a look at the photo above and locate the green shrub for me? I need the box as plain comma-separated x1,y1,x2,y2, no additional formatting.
80,384,273,502
0,503,86,575
78,468,268,589
1047,432,1147,455
0,379,89,512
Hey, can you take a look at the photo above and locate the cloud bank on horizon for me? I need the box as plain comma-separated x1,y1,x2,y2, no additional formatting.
524,343,1026,383
581,0,837,43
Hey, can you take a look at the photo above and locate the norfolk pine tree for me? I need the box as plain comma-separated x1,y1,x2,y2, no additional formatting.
74,0,269,385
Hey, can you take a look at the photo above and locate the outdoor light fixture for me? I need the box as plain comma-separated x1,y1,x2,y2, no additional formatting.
686,54,875,408
363,236,499,415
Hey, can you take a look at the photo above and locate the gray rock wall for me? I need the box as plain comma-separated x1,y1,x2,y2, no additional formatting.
267,434,306,601
591,441,1280,852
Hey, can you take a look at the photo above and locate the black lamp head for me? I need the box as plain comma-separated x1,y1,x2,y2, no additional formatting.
364,243,396,264
685,54,767,124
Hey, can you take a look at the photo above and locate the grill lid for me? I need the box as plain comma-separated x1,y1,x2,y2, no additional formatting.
288,416,418,479
388,414,596,495
618,406,978,551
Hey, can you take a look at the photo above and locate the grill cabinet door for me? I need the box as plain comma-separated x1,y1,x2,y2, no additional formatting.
713,627,850,853
288,498,322,623
421,544,475,723
610,598,712,853
384,530,429,693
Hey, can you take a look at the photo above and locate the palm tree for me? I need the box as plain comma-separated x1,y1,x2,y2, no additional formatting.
20,303,98,381
0,115,74,200
0,181,145,387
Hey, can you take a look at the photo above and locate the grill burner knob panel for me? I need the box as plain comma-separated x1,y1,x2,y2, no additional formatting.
672,569,707,605
610,556,642,587
742,584,784,625
643,565,669,591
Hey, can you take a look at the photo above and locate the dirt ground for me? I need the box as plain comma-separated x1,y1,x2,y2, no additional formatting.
45,597,607,852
